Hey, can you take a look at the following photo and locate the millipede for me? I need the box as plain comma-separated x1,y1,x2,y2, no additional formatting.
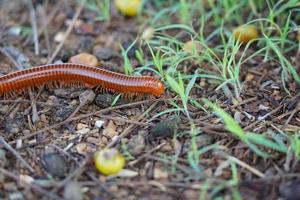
0,63,165,98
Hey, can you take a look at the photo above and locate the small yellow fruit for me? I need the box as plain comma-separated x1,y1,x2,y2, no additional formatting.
94,148,125,176
114,0,141,17
233,25,258,43
182,40,202,54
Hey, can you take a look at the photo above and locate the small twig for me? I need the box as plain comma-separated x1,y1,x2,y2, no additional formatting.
47,0,87,64
28,88,39,124
0,99,60,107
0,167,61,200
27,0,39,55
231,97,257,108
283,102,300,126
98,114,153,126
0,137,35,173
37,4,52,58
257,105,282,121
228,156,265,178
128,142,166,166
0,47,20,69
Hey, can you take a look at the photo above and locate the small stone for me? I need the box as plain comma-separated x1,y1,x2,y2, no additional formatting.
149,115,180,140
41,153,68,178
114,169,138,178
54,32,65,43
95,120,105,129
8,192,24,200
75,143,87,155
76,128,90,135
127,133,145,156
8,26,22,37
94,94,119,107
53,105,74,122
153,164,168,180
54,88,82,99
79,90,96,104
103,121,118,139
245,73,254,82
0,105,9,114
19,174,34,187
86,137,100,145
69,53,99,67
76,123,88,130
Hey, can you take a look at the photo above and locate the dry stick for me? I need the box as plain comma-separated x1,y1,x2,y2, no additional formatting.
228,156,265,178
0,167,61,200
0,47,20,69
37,4,52,58
8,98,169,145
231,97,257,108
128,142,166,166
0,137,35,173
0,99,60,107
284,103,300,126
23,2,61,46
28,88,39,124
257,104,283,121
98,114,153,126
27,0,39,55
106,102,158,148
47,0,87,64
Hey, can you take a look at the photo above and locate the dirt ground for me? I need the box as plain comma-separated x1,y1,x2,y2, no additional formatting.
0,1,299,200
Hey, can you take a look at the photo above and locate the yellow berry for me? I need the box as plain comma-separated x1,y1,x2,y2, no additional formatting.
94,148,125,176
114,0,141,17
233,25,258,43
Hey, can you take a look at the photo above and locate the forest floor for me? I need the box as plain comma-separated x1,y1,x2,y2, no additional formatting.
0,1,299,200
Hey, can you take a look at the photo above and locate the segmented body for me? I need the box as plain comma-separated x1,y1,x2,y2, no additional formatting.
0,63,165,97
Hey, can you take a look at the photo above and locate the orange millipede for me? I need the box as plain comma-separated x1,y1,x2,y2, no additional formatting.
0,63,165,97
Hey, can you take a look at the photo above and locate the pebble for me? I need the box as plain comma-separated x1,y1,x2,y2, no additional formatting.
149,115,180,139
54,32,65,43
76,128,90,135
75,143,87,155
76,123,88,130
69,53,99,67
8,192,24,200
95,120,105,129
41,153,68,178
